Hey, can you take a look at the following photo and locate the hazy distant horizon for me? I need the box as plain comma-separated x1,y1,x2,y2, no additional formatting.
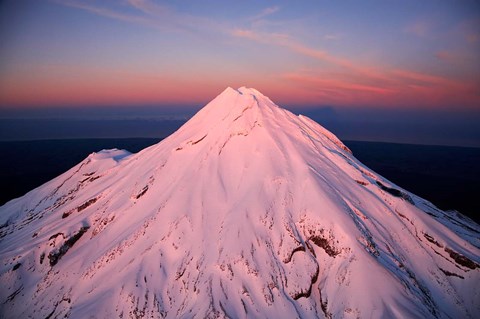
1,103,479,148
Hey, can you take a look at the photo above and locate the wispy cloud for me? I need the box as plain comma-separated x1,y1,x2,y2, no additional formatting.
396,68,459,90
251,6,280,21
54,0,153,26
323,34,341,41
58,0,346,74
55,0,223,34
230,28,386,83
284,72,393,95
281,66,479,108
126,0,170,16
231,28,289,43
231,29,260,41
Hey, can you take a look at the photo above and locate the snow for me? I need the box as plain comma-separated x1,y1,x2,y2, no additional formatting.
0,87,479,318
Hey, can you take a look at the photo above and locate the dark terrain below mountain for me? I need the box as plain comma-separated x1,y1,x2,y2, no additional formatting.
0,138,478,223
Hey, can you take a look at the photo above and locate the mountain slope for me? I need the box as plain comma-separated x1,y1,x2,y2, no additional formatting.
1,87,479,319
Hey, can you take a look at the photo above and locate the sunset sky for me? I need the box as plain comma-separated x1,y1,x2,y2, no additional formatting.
0,1,479,145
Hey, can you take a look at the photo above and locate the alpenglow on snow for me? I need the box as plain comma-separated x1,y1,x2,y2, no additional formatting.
0,87,479,318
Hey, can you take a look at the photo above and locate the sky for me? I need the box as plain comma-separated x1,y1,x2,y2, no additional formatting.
0,0,479,146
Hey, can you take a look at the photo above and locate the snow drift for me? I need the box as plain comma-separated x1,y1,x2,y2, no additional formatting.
1,87,479,318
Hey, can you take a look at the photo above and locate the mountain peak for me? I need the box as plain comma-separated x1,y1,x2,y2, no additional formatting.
209,86,275,113
176,86,351,159
1,88,479,319
221,86,267,98
176,87,277,149
237,86,267,97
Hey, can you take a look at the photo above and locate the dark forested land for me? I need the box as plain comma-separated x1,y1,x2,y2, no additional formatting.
345,141,480,223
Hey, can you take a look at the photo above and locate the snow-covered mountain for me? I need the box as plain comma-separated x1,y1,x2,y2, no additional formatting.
1,87,479,319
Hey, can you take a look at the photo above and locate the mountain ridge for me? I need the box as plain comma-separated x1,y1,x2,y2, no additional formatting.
0,87,479,318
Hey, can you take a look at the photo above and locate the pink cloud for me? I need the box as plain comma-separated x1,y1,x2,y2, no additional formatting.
391,69,463,88
231,28,289,43
284,73,394,94
435,50,464,64
231,29,261,41
279,66,480,109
